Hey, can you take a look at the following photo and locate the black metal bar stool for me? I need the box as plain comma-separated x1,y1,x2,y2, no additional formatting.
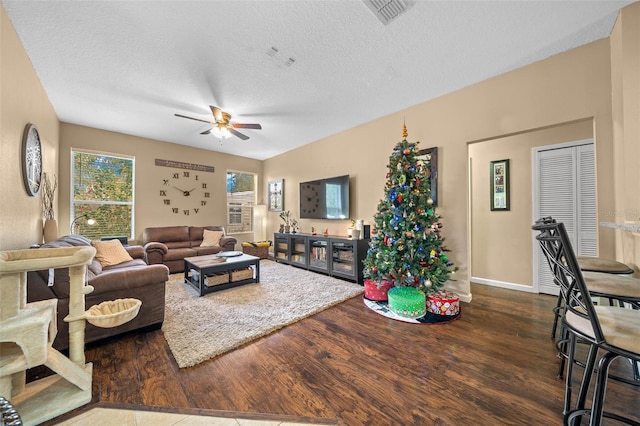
577,256,634,276
551,256,635,339
533,219,640,425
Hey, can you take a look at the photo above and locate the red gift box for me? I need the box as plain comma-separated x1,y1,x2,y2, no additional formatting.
427,290,460,316
364,279,393,301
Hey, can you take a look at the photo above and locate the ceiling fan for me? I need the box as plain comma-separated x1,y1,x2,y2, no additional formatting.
175,105,262,140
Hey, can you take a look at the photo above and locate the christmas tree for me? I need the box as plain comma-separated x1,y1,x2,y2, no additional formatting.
363,124,456,292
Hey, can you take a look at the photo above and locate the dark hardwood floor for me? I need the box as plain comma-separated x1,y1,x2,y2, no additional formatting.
47,282,639,425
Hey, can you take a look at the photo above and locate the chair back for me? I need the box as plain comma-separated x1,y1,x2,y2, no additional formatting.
532,217,605,344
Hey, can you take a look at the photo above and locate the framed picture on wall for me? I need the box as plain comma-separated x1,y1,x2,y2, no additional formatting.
490,159,510,211
417,147,438,206
268,179,284,212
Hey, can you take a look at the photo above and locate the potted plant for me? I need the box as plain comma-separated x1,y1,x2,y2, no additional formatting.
290,218,299,234
279,210,291,233
349,219,360,239
41,172,58,243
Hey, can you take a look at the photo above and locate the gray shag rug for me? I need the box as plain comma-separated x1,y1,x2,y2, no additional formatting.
162,260,363,368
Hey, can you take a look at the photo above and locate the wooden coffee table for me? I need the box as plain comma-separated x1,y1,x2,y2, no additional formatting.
183,252,260,296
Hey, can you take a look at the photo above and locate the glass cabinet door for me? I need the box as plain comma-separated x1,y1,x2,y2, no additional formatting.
308,237,329,273
274,233,289,263
330,240,356,278
290,235,308,267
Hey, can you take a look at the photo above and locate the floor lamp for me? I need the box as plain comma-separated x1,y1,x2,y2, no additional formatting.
70,214,96,234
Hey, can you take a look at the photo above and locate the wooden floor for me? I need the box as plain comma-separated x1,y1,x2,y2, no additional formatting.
47,283,639,425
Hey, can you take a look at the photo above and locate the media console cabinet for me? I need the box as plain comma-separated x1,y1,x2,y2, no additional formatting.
274,233,369,284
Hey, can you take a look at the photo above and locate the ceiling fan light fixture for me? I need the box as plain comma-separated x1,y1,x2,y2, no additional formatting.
211,124,231,139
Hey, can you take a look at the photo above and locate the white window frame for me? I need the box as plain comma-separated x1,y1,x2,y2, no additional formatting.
71,148,135,239
226,170,256,234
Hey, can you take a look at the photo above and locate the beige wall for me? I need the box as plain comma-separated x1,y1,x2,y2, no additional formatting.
3,2,639,302
0,6,60,250
59,123,262,244
611,1,640,273
264,38,617,301
469,119,593,289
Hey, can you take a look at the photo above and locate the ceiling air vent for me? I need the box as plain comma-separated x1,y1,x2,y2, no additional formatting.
362,0,411,25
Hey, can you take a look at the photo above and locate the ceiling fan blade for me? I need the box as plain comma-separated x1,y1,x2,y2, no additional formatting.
200,128,212,135
210,105,224,122
175,113,214,125
229,128,250,140
232,123,262,130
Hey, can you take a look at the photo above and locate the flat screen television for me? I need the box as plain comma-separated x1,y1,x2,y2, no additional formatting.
299,175,350,220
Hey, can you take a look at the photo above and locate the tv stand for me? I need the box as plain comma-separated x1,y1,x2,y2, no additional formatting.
273,233,369,284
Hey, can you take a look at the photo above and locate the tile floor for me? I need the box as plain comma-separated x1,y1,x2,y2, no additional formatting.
54,407,337,425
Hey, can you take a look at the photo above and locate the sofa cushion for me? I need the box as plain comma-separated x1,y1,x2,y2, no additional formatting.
189,226,226,247
193,246,222,256
164,247,198,262
144,225,189,244
89,263,169,295
103,258,147,271
200,229,224,247
91,239,134,267
88,259,103,275
165,240,192,249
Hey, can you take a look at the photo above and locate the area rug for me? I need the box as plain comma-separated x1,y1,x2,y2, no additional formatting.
162,260,363,368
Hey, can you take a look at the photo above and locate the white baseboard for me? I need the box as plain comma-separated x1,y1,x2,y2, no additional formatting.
471,277,536,293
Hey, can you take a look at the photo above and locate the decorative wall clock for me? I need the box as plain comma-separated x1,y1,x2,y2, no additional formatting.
21,123,43,197
300,182,319,216
160,169,210,215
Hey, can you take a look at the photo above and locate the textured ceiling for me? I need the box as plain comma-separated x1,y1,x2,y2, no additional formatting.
3,0,635,160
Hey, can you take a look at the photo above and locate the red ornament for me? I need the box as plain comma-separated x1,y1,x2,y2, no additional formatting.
403,148,411,155
397,193,403,202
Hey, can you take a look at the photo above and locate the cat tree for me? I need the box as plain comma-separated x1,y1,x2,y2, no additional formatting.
0,246,140,425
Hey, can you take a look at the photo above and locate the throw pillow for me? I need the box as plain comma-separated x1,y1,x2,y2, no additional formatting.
91,239,133,267
200,229,224,247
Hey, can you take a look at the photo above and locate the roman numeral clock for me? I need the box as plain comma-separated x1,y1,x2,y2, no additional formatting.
160,170,211,215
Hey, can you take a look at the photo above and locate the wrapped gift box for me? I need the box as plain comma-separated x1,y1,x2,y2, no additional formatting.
388,286,426,319
427,289,460,316
363,279,393,301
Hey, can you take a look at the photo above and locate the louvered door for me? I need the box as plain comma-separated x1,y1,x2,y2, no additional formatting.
533,141,596,295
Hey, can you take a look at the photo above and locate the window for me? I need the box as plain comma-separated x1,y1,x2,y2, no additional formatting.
226,171,256,233
72,150,135,239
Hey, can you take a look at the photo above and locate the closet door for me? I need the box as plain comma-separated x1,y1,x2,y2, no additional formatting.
576,145,597,256
533,141,595,295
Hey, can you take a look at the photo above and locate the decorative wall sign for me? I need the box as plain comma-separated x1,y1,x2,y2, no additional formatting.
417,147,438,206
490,159,510,211
155,158,215,173
268,179,284,212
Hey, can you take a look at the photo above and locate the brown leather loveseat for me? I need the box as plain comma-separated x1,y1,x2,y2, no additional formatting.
143,225,237,273
27,234,169,350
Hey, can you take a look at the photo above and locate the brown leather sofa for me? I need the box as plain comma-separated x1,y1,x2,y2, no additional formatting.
27,234,169,350
143,225,237,273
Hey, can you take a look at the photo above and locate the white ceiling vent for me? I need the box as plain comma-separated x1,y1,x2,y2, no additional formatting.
362,0,411,25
